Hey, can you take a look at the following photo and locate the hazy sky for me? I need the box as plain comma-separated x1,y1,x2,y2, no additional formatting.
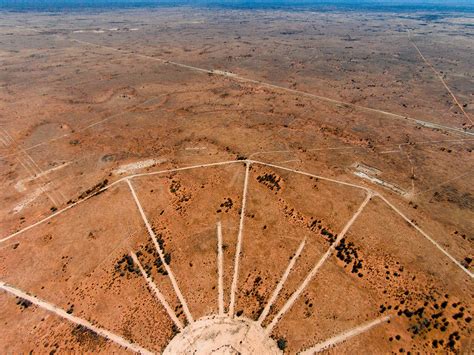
1,0,473,10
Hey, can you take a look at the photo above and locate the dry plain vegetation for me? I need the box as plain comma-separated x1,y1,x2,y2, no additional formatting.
0,6,473,354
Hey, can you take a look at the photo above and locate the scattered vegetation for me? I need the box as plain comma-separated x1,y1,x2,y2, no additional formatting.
115,254,140,277
67,179,108,204
320,227,336,244
217,197,233,213
461,257,471,268
241,273,267,320
72,324,104,349
257,173,282,191
431,186,473,210
115,228,173,280
303,295,314,318
16,297,32,310
277,337,287,351
66,304,74,314
170,180,181,194
174,304,185,322
379,288,471,352
335,238,363,277
168,177,191,214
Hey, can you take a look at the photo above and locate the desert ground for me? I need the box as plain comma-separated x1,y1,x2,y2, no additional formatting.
0,6,473,354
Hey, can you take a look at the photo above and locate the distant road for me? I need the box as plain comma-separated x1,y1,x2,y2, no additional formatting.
68,37,474,137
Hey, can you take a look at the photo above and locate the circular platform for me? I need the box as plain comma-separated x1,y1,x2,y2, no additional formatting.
163,315,282,354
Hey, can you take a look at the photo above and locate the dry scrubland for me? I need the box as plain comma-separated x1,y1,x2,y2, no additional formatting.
0,7,473,354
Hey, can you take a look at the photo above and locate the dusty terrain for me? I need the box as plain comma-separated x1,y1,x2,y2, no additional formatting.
0,6,473,354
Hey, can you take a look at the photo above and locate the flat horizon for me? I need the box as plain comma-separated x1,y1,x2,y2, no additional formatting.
1,0,474,12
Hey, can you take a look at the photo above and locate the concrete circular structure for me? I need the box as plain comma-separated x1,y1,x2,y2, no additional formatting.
163,316,282,354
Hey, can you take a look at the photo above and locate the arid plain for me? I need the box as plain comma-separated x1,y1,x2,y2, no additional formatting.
0,6,473,354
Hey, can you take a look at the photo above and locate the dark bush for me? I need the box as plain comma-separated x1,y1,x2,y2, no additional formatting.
277,338,287,351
